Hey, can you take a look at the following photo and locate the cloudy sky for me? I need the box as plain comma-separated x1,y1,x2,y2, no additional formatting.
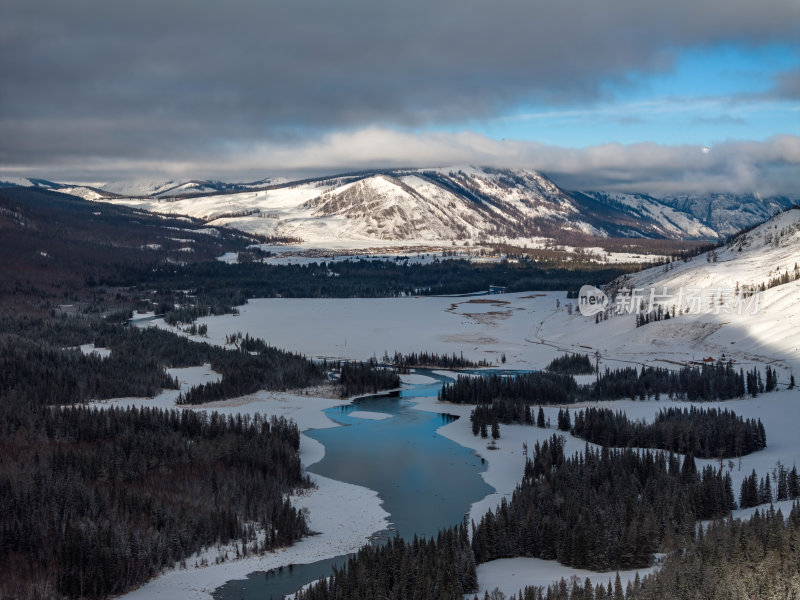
1,0,799,193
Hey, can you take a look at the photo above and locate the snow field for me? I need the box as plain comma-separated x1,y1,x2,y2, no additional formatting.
160,292,566,371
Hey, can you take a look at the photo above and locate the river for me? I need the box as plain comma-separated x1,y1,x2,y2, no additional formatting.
214,371,493,599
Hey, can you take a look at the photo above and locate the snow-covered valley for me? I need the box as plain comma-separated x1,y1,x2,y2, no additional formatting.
107,207,800,600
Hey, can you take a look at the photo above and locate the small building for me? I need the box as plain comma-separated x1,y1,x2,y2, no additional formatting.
489,285,507,295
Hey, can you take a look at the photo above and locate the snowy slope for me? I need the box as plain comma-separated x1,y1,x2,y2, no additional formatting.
99,179,181,197
623,207,800,293
57,186,106,201
579,191,719,238
656,192,795,236
582,190,795,238
536,207,800,377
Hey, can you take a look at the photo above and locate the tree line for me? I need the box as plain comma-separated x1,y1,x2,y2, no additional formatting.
339,359,402,397
569,406,766,459
0,316,328,404
441,371,579,407
387,350,491,370
120,259,632,324
738,463,800,508
0,331,178,404
1,315,399,407
443,362,769,418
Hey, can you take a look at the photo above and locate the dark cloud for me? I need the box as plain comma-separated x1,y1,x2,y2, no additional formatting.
771,66,800,99
1,0,799,174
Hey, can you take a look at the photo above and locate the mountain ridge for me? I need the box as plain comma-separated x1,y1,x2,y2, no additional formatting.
2,167,796,249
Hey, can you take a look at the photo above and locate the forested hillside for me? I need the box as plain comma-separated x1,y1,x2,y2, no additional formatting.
513,503,800,600
0,187,254,313
471,435,735,571
0,403,310,599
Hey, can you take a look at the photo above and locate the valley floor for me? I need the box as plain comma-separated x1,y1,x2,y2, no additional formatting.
114,279,799,599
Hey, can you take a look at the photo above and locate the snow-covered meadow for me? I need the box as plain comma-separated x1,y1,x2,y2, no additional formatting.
149,291,565,369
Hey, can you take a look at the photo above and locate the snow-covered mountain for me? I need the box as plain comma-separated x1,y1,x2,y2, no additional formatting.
656,192,796,236
82,167,790,247
0,177,283,201
575,191,719,239
4,168,796,248
73,168,596,246
579,190,796,238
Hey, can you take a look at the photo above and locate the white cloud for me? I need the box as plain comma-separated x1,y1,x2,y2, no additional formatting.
220,130,799,195
6,129,797,197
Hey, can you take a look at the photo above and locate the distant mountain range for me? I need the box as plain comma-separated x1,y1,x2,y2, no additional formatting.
3,168,796,248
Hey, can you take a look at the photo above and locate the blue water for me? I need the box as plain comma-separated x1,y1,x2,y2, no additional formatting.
213,372,492,599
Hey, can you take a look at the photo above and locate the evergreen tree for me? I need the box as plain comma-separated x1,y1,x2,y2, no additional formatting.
557,408,571,431
777,463,789,501
537,407,546,428
788,466,800,499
